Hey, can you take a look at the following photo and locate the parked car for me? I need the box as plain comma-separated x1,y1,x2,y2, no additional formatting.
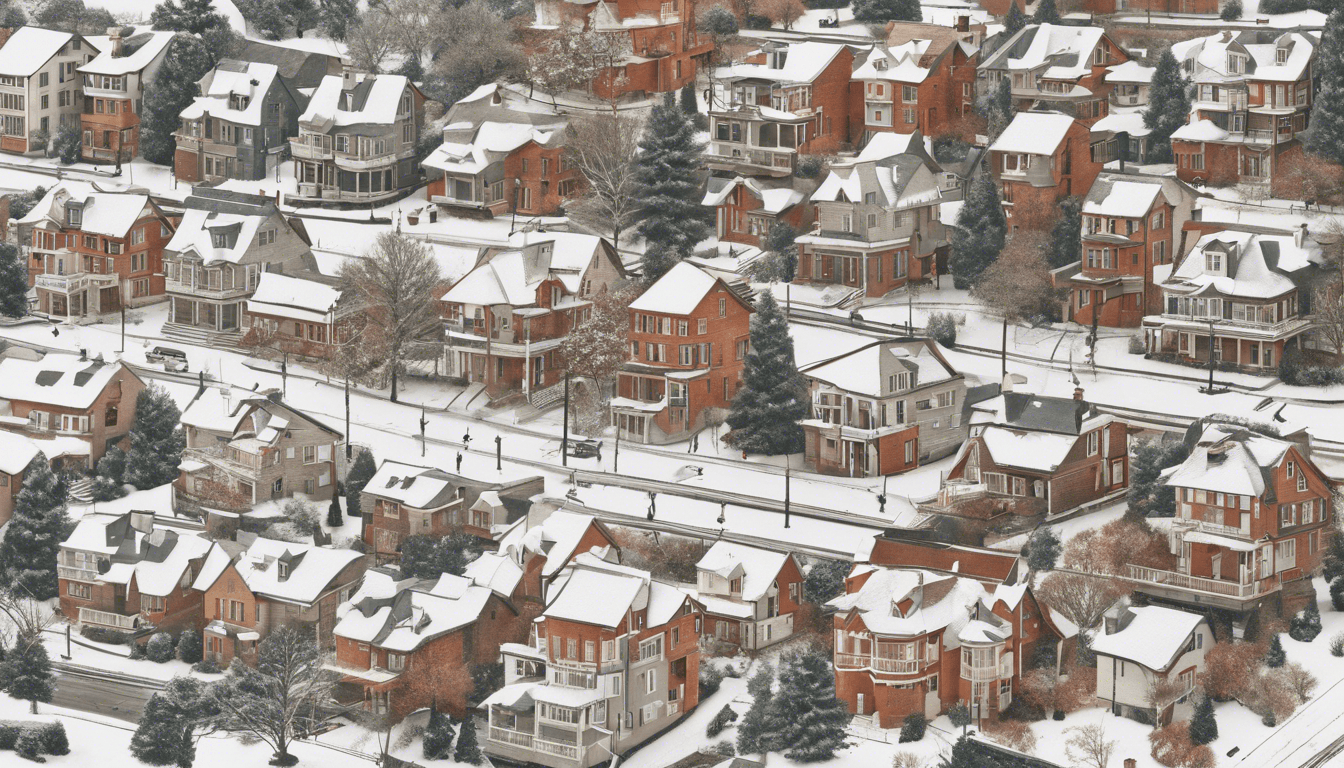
566,439,602,459
146,346,188,372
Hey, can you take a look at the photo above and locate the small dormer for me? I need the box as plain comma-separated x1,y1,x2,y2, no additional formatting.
1203,245,1227,276
230,92,250,111
768,48,788,70
874,57,888,72
65,200,84,228
1226,51,1248,75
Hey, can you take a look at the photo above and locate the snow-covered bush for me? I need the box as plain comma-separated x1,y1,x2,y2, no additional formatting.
898,712,926,743
145,632,175,663
926,312,957,348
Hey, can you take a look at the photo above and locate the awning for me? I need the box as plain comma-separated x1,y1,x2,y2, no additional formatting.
1185,530,1259,552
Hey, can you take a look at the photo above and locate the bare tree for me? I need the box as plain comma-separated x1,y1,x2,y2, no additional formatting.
341,232,443,402
529,26,632,104
345,10,402,73
757,0,806,29
567,112,644,247
371,0,438,69
1036,571,1126,631
1146,676,1188,728
429,0,526,104
971,231,1060,376
562,285,636,397
1064,723,1116,768
1284,662,1319,703
1313,283,1344,363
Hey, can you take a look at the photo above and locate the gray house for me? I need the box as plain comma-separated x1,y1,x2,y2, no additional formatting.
174,59,302,182
235,39,341,91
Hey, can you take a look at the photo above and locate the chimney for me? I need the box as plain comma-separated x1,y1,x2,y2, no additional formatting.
129,510,154,534
106,26,123,58
340,58,357,91
1125,760,1137,768
956,14,969,31
1073,386,1085,401
1295,222,1307,248
79,347,87,360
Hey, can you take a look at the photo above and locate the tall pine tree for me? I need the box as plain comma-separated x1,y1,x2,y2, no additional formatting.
1144,49,1192,164
422,702,454,760
1189,694,1218,745
1033,0,1061,23
1266,634,1287,667
140,35,216,165
1046,196,1082,268
346,449,377,519
0,242,28,317
1309,11,1344,165
949,175,1006,288
726,292,808,455
0,456,69,599
453,716,483,765
124,385,186,489
3,633,53,713
985,78,1013,140
1004,2,1027,34
641,241,681,284
633,93,709,258
852,0,921,22
736,666,776,756
130,676,212,768
768,649,850,761
151,0,227,34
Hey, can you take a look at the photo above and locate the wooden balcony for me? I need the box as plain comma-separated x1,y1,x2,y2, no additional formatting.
1125,564,1277,599
79,606,141,630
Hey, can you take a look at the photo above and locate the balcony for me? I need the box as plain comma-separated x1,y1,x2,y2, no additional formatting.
1174,516,1248,539
1124,564,1276,599
165,277,248,300
835,653,924,674
58,565,100,582
961,664,1002,683
35,272,116,294
290,135,332,160
487,728,580,761
78,606,142,631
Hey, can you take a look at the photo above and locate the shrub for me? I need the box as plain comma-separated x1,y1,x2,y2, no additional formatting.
892,752,924,768
713,741,736,756
1289,604,1322,642
37,723,67,756
79,625,131,645
1220,0,1241,19
14,728,43,762
700,664,726,699
1265,635,1287,667
707,704,739,737
1246,669,1298,723
1331,578,1344,611
794,155,824,179
1128,335,1146,354
898,712,926,743
985,719,1036,753
176,630,202,664
927,311,958,347
0,724,19,750
1331,633,1344,657
1284,662,1318,702
1150,722,1215,768
145,632,175,663
192,659,221,674
128,642,146,660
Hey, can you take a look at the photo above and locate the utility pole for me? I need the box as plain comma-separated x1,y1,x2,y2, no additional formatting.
496,435,502,471
119,290,125,354
420,410,428,457
783,458,792,528
613,423,620,474
281,351,288,397
344,378,351,459
1206,319,1217,393
561,372,570,467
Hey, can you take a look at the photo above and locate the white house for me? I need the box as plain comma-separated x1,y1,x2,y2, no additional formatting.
1092,603,1212,725
692,541,804,651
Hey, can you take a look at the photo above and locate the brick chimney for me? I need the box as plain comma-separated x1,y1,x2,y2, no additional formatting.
106,26,123,57
956,14,969,31
1125,759,1137,768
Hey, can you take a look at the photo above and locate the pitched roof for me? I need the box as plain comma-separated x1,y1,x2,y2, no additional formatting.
978,24,1109,81
17,183,156,238
194,537,363,605
1172,30,1314,84
236,39,338,86
300,72,409,127
696,542,792,602
701,176,805,215
970,391,1097,434
79,31,174,76
989,111,1077,155
1165,422,1293,497
181,60,283,127
1090,605,1205,671
509,510,614,578
441,234,611,305
827,566,1012,645
1164,228,1320,299
334,570,504,652
723,42,847,84
363,460,462,509
0,355,128,409
1082,177,1164,218
245,273,341,324
0,27,78,77
0,431,40,475
802,339,959,397
628,262,722,315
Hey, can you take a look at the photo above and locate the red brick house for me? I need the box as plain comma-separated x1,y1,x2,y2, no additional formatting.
1051,173,1197,328
693,541,803,651
1142,226,1319,371
359,458,544,563
988,111,1103,232
424,84,579,217
331,567,527,718
78,30,174,163
497,506,622,604
708,42,854,177
242,272,355,360
1122,421,1333,619
702,175,810,250
194,536,368,666
829,564,1070,727
527,0,712,100
850,22,979,145
1170,31,1315,190
441,232,627,400
977,25,1127,128
1082,0,1217,13
613,262,752,444
930,387,1129,518
58,512,213,635
801,339,968,477
15,183,175,319
485,555,702,768
0,354,145,467
796,132,947,298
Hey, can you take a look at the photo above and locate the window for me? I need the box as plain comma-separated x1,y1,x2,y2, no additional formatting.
902,85,917,103
141,595,166,613
67,582,90,599
719,298,727,317
697,318,707,334
388,653,404,671
1087,431,1099,456
645,668,657,693
736,338,749,360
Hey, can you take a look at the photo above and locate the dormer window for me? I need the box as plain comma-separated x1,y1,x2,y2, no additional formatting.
1228,54,1244,74
230,93,249,110
212,232,228,248
875,59,888,71
277,561,289,579
888,372,909,392
770,50,787,69
342,92,354,110
729,577,742,593
1206,251,1222,273
1277,48,1288,64
67,208,80,227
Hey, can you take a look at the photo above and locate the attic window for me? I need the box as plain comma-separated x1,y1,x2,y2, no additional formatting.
212,232,229,249
230,94,250,110
67,208,81,227
874,59,888,72
1205,251,1222,273
1227,54,1243,74
277,561,289,580
1277,48,1287,64
342,92,353,110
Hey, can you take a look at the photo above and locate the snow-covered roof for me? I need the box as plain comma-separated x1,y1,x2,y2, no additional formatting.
0,431,39,476
181,61,282,127
334,571,498,652
301,72,409,127
853,39,934,84
506,510,611,577
0,355,126,409
979,24,1109,81
628,262,720,316
811,151,941,212
179,387,250,433
165,204,268,265
1082,179,1163,218
1171,119,1229,143
978,426,1077,473
245,273,341,324
544,565,645,628
803,339,958,398
17,183,154,239
696,542,791,602
827,566,1011,647
990,111,1076,155
0,28,77,77
134,532,212,597
462,551,524,598
856,131,935,163
1163,228,1318,299
1172,30,1314,85
1091,110,1152,137
61,513,212,597
194,537,363,606
1090,605,1205,671
701,176,804,215
1165,422,1293,497
79,31,174,76
423,116,566,176
442,234,609,305
724,42,847,84
363,460,461,510
1104,60,1154,83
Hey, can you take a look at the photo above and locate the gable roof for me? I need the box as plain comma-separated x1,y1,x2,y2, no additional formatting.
802,339,959,398
194,537,364,605
827,566,1013,645
79,30,174,76
165,199,282,265
1090,605,1205,671
236,39,339,87
509,510,616,578
862,535,1022,583
1082,178,1164,218
0,27,80,77
301,72,411,127
701,176,805,215
1163,228,1320,299
441,233,615,306
17,183,159,238
1172,30,1314,84
978,24,1110,81
970,391,1098,434
0,355,131,409
696,542,792,602
363,460,462,509
1166,422,1296,498
723,42,847,85
182,60,285,127
989,111,1077,156
246,273,342,324
334,569,507,651
629,262,738,316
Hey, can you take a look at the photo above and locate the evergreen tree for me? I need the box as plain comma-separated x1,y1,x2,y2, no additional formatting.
151,0,227,34
130,677,212,768
1004,1,1027,34
736,666,775,755
0,242,29,318
898,712,927,742
940,735,990,768
1024,527,1062,572
949,175,1006,288
679,82,698,115
947,702,972,735
1047,196,1082,269
748,222,800,283
1189,694,1218,745
176,630,203,664
633,93,710,256
1266,634,1287,667
3,633,53,713
91,444,129,502
52,121,79,164
140,35,216,165
804,557,849,604
852,0,921,21
327,492,343,528
1220,0,1242,19
124,385,186,490
317,0,358,39
0,456,70,599
1290,603,1323,642
1331,576,1344,611
986,77,1013,140
345,449,377,520
399,534,478,579
1032,0,1061,23
422,702,454,760
706,704,739,737
1308,11,1344,165
767,649,849,761
146,632,176,663
726,292,808,455
1144,49,1192,164
453,716,482,765
39,722,68,756
641,241,681,284
1127,439,1189,519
